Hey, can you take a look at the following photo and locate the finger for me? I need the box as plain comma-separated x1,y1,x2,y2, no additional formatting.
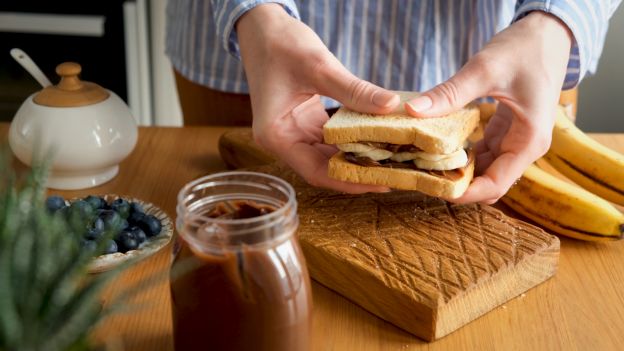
290,95,331,142
454,123,545,204
473,139,488,155
312,58,400,114
482,105,514,155
471,104,514,158
280,142,391,194
315,143,339,158
471,104,514,175
451,150,531,204
405,59,493,118
475,150,495,175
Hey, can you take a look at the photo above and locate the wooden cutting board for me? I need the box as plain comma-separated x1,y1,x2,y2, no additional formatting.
219,130,560,341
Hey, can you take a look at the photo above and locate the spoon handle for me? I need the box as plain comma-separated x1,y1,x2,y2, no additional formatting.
10,48,52,88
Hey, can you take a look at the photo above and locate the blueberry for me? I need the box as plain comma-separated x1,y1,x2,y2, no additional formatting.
128,211,146,225
86,228,101,240
99,210,123,232
105,240,118,254
111,198,131,219
129,226,147,244
85,217,105,240
115,229,134,240
130,202,144,214
58,205,70,219
68,200,95,219
46,195,66,213
115,231,139,252
81,239,97,252
93,217,105,231
67,200,95,233
138,215,162,237
84,195,106,210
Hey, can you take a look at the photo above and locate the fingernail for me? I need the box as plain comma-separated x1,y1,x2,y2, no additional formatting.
372,91,398,108
407,96,433,112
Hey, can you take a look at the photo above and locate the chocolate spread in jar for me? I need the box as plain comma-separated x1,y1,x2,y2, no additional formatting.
205,200,276,219
171,200,312,351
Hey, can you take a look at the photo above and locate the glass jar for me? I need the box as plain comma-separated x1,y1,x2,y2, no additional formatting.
171,171,312,351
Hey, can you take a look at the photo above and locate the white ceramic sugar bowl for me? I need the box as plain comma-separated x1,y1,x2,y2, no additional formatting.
9,62,138,190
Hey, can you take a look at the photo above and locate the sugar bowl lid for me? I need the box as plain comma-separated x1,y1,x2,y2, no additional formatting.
33,62,110,107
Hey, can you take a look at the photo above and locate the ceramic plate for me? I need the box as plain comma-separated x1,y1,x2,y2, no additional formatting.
67,195,174,273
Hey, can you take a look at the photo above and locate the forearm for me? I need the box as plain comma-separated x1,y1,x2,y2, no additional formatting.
514,0,623,88
236,3,291,44
211,0,300,58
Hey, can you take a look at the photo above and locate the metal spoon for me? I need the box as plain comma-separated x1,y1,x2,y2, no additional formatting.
10,48,52,88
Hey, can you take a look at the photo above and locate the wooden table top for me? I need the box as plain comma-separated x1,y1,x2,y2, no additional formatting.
2,123,623,351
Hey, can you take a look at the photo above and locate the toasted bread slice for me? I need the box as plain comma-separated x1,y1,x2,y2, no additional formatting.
328,151,474,198
323,91,479,154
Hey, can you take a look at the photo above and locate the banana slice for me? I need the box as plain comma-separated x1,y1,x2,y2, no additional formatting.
337,143,377,153
338,143,467,166
392,148,466,163
355,149,393,161
337,143,393,161
417,148,466,161
391,152,421,162
414,149,468,170
392,151,446,162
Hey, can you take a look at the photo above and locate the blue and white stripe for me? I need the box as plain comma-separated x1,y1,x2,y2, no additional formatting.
514,0,621,89
166,0,621,107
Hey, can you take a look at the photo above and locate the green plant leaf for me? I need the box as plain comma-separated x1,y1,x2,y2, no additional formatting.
0,149,167,351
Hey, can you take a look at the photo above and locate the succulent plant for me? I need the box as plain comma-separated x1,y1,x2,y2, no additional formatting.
0,150,126,351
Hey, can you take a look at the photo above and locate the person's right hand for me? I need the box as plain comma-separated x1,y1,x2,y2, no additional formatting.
236,4,399,193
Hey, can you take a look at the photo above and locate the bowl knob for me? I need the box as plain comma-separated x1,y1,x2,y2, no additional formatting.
33,62,110,107
56,62,83,91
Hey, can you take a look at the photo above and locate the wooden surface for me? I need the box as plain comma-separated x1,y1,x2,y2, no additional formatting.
2,123,624,350
221,134,560,340
218,129,275,168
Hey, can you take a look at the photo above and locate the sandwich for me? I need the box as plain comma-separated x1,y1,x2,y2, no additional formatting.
323,91,479,198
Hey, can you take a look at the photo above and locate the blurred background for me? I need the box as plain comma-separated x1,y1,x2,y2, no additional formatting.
0,0,182,126
576,4,624,133
0,1,622,131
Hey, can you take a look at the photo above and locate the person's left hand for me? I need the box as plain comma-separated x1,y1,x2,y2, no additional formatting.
405,11,573,204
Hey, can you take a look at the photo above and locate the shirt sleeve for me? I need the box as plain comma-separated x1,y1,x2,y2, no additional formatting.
210,0,300,59
514,0,622,89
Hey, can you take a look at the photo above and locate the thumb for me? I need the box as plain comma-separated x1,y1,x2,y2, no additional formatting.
406,60,492,118
313,58,400,114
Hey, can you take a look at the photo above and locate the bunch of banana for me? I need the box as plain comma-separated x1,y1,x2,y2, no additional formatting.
500,106,624,242
543,106,624,206
501,164,624,241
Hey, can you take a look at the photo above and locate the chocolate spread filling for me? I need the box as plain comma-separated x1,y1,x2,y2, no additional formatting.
344,152,469,181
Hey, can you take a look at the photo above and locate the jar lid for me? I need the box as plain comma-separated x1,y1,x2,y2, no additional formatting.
33,62,110,107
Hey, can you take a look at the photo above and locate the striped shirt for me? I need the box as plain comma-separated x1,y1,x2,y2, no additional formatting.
166,0,621,108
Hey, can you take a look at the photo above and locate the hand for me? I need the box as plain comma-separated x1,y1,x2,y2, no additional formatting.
405,11,573,204
236,4,399,193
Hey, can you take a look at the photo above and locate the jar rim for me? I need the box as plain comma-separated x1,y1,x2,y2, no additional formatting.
176,171,297,229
